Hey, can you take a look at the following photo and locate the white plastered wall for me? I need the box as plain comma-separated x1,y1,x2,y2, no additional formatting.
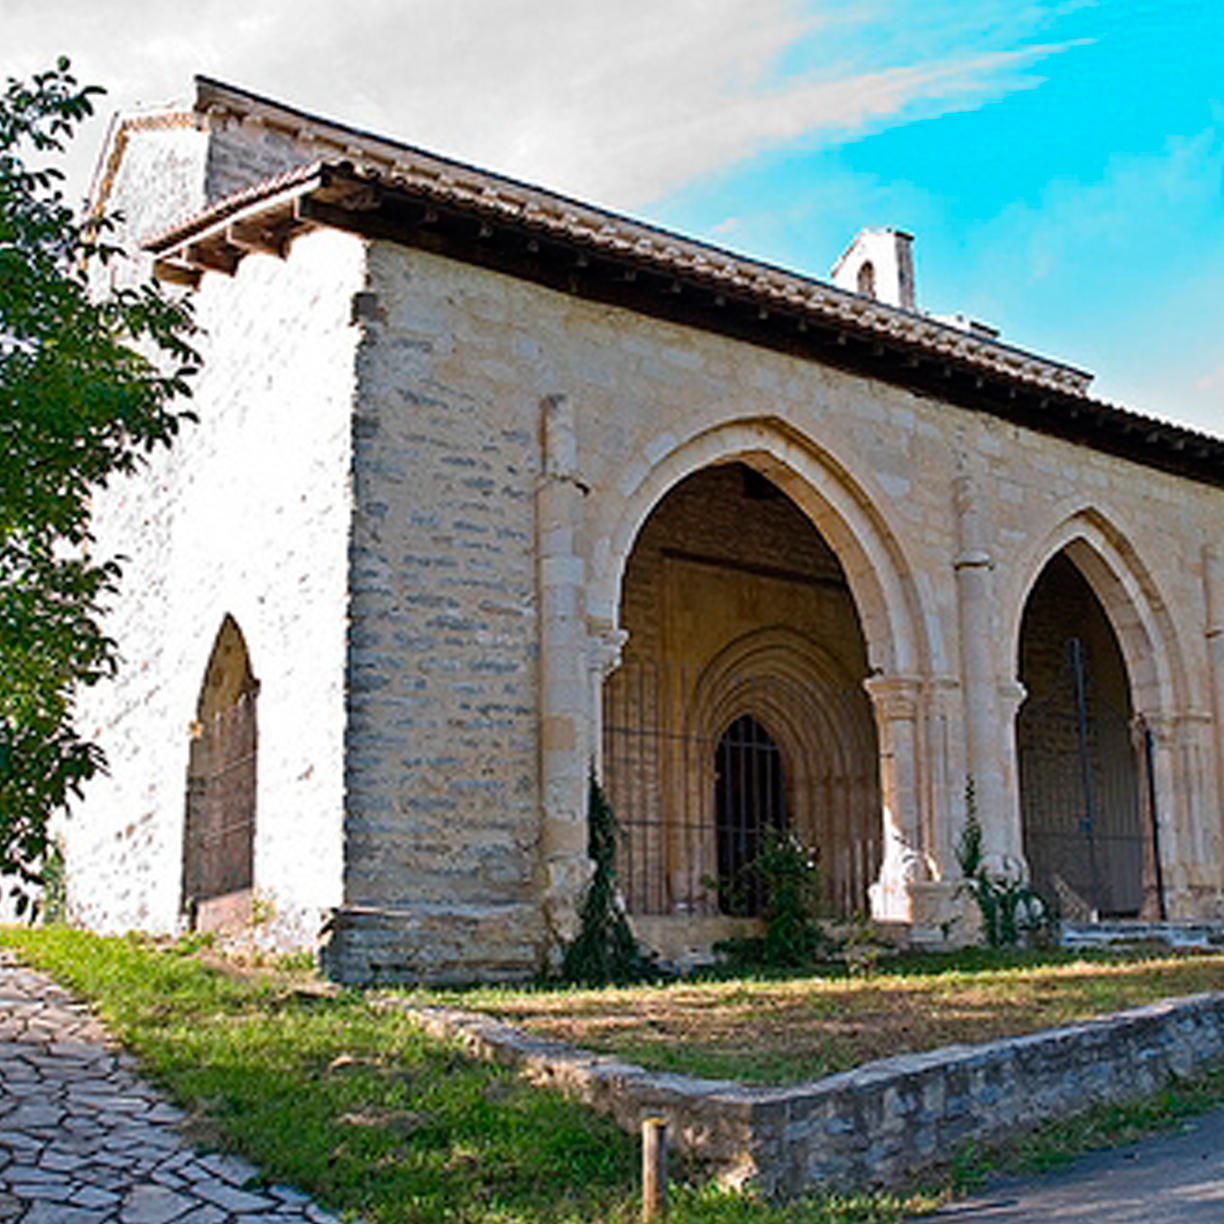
68,226,364,944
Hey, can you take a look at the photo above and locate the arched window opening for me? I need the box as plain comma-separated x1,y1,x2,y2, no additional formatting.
1017,552,1148,919
182,615,259,931
857,261,876,299
715,714,786,916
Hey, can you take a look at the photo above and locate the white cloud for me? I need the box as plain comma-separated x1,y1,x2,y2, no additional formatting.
3,0,1083,208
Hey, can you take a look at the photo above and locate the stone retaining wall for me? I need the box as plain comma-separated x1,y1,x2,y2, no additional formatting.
407,993,1224,1196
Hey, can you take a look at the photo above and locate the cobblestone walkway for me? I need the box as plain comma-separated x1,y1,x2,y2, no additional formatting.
0,952,352,1224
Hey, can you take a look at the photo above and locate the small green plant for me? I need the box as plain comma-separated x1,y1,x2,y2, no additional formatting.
717,830,831,970
560,769,657,986
39,836,67,924
248,891,276,928
956,779,1052,949
170,930,216,957
275,949,318,975
839,913,895,978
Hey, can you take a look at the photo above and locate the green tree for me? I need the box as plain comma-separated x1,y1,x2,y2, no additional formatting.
0,60,199,908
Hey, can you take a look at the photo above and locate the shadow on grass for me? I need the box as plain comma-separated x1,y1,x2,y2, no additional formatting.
0,926,938,1224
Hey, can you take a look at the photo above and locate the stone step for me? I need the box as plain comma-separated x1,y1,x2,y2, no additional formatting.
1061,920,1224,950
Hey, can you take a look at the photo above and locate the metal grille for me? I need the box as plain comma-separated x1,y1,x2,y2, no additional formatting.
602,659,879,919
1018,637,1146,918
715,715,786,916
183,691,257,905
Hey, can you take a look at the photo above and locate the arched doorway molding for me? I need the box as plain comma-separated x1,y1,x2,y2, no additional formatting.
592,417,934,680
685,626,874,795
683,626,881,916
1002,505,1186,720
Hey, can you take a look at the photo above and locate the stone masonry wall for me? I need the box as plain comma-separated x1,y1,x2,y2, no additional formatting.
413,992,1224,1196
323,233,1224,979
324,241,547,982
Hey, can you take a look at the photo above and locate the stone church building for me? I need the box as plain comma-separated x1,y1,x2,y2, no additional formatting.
69,77,1224,981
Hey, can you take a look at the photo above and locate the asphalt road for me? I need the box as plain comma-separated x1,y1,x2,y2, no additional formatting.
925,1104,1224,1223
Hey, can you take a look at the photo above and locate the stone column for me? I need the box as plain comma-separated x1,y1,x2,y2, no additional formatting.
995,678,1028,866
953,474,1021,861
865,674,927,922
586,620,628,780
1139,711,1188,914
1203,545,1224,878
536,394,592,943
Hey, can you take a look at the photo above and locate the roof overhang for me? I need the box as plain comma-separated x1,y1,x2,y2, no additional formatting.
141,81,1224,490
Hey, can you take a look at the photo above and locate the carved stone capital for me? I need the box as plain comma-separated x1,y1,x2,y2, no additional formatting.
864,674,923,721
588,623,629,679
997,679,1027,717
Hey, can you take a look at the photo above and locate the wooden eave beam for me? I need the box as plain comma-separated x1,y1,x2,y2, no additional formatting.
152,259,201,289
226,218,292,258
145,174,325,271
186,240,240,276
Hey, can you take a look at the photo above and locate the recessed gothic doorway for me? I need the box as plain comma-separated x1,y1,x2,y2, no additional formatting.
182,615,259,932
1016,551,1155,920
602,463,881,931
714,713,787,916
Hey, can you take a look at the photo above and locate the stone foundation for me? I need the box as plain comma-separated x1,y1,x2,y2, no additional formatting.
321,903,544,985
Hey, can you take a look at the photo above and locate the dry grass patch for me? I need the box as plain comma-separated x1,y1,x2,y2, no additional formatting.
431,950,1224,1084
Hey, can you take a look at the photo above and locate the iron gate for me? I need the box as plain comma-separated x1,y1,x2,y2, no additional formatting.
1017,636,1150,918
183,690,257,906
602,659,880,919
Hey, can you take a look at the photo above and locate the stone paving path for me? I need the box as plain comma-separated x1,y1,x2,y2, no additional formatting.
0,951,355,1224
926,1102,1224,1222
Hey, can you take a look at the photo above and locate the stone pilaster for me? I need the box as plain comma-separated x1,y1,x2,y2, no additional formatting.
1139,711,1187,914
953,473,1021,861
586,620,628,780
865,674,929,922
1204,545,1224,878
536,394,592,944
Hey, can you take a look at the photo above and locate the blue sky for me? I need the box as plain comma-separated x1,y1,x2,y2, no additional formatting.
4,0,1222,432
648,0,1224,430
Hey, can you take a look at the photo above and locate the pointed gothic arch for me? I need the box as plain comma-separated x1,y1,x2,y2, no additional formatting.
1002,506,1186,721
601,459,885,922
593,417,933,679
1015,551,1151,917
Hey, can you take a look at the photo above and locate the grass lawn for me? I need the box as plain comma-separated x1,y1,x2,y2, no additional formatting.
0,926,937,1224
427,947,1224,1084
5,930,1224,1223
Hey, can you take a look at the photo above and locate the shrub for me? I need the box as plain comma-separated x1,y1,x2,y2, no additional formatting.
560,770,656,985
717,830,832,970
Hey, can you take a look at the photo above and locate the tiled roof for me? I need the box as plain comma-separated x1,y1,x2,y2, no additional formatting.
136,77,1224,487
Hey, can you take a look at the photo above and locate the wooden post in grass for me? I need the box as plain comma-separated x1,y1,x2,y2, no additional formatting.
642,1116,667,1221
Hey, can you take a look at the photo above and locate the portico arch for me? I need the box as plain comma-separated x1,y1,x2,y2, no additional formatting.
1003,507,1185,721
592,418,932,679
595,421,931,931
1007,509,1189,918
